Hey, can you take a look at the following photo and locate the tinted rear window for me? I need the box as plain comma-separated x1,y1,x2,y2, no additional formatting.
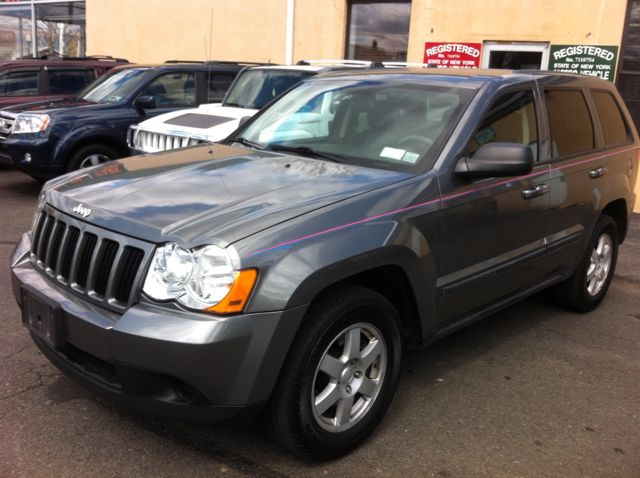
49,69,96,95
592,91,631,146
546,89,594,157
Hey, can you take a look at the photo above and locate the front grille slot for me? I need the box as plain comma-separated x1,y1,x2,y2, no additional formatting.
45,220,65,271
75,233,97,289
60,226,80,281
114,247,144,304
29,208,151,312
94,239,118,297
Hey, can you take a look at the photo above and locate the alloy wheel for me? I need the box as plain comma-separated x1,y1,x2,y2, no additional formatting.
311,323,387,433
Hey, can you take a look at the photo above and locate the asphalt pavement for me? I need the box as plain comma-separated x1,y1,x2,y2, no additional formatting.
1,166,639,477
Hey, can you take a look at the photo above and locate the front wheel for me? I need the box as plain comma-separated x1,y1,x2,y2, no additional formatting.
555,215,619,312
267,285,402,460
66,143,118,172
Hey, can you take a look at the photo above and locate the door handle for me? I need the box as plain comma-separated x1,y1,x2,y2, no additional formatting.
522,183,549,199
589,167,608,179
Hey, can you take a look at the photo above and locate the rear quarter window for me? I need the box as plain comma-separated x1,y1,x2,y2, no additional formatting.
545,89,595,157
48,69,96,95
591,90,631,147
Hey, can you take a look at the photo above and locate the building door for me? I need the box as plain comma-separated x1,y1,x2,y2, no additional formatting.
482,42,550,70
617,0,640,129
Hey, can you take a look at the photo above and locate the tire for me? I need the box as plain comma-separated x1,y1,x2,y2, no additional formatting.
66,143,118,172
555,215,618,312
267,284,402,460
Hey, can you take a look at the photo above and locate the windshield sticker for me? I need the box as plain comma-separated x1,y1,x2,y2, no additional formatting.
402,152,420,164
380,146,406,160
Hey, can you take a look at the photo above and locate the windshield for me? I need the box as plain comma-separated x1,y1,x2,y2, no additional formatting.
79,68,149,104
223,69,314,109
233,78,475,172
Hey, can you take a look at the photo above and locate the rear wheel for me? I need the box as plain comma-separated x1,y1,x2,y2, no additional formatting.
555,215,618,312
267,285,402,460
66,143,118,172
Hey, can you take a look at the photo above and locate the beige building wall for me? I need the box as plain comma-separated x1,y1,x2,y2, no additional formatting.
407,0,628,62
88,0,629,65
86,0,289,63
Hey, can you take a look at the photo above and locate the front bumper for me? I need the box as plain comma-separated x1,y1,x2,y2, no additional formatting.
10,234,307,422
0,135,60,178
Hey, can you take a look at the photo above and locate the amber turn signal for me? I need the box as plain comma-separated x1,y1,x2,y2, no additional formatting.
206,268,258,315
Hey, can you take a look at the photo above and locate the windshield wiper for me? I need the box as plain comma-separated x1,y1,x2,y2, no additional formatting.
266,144,343,163
223,102,246,108
230,137,265,150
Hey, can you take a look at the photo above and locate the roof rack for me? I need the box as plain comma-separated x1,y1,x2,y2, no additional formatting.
163,60,273,66
37,54,129,62
296,59,377,67
382,62,438,68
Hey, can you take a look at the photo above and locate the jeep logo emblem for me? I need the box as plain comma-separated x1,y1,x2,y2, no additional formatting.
72,203,91,218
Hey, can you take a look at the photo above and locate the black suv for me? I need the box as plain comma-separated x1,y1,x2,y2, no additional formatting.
0,61,254,180
0,55,128,108
10,69,639,459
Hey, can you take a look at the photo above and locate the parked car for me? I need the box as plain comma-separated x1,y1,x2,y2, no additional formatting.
10,69,638,459
0,61,256,180
0,55,128,108
128,60,376,154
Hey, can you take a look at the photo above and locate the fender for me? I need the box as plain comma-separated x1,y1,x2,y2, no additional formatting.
240,202,441,341
53,124,129,165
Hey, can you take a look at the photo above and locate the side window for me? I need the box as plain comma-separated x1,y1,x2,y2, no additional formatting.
0,70,39,96
208,72,237,102
592,91,631,147
48,69,96,95
140,72,197,108
545,89,594,157
466,89,538,160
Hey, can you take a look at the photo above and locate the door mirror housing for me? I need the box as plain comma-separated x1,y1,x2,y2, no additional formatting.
134,95,156,111
238,115,252,127
455,142,534,178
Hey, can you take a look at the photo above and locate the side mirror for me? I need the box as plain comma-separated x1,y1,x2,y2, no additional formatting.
455,142,534,178
238,115,252,127
134,95,156,111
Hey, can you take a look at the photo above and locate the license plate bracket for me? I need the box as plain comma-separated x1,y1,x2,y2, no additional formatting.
21,286,64,349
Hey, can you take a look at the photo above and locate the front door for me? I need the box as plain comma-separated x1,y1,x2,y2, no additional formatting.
437,86,552,322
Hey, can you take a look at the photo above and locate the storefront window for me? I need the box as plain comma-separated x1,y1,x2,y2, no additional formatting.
0,1,85,59
346,0,411,62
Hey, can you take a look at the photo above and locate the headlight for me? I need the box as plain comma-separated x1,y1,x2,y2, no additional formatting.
12,113,50,134
142,242,257,315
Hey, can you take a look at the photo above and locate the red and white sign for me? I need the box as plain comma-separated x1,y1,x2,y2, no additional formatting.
423,42,482,68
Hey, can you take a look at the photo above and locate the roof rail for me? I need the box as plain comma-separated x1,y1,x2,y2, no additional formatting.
164,60,273,66
37,54,129,62
296,59,374,67
382,62,438,68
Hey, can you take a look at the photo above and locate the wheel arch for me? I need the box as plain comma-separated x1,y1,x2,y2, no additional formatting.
601,198,628,243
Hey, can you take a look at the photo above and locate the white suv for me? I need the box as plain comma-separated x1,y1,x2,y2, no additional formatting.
128,61,375,154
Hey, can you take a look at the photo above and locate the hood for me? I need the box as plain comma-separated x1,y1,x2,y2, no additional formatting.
44,144,412,246
136,104,258,142
5,98,97,113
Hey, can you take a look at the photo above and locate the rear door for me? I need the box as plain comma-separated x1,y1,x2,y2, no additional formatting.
437,84,552,321
540,81,637,274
